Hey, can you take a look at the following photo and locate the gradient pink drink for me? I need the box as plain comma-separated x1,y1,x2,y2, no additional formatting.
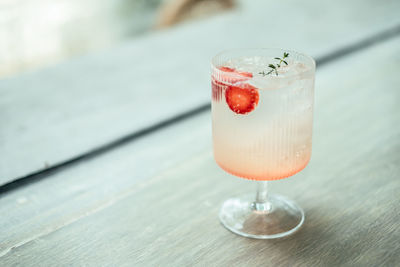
212,51,315,180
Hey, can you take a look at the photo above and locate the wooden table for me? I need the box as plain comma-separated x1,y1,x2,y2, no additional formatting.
1,0,400,266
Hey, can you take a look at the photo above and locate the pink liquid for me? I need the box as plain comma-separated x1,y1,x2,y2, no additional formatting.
212,58,314,181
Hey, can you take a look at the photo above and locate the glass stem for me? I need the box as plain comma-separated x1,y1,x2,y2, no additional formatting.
254,181,272,212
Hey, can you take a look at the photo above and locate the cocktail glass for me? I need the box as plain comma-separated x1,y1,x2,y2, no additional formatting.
211,48,315,239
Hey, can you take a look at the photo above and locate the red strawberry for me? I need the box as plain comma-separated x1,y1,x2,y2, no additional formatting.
225,84,259,114
219,66,235,72
236,70,253,78
219,66,253,78
216,66,253,84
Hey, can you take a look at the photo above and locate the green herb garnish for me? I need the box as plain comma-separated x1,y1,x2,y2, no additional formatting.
259,52,289,76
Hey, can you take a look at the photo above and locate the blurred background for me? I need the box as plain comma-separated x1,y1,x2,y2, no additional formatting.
1,0,399,185
0,0,234,78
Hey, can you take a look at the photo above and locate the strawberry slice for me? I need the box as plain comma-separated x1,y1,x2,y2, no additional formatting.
225,84,259,114
236,70,253,78
216,66,253,84
212,66,254,102
219,66,235,72
219,66,253,78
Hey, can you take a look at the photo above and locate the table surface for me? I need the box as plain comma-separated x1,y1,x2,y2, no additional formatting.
1,0,400,266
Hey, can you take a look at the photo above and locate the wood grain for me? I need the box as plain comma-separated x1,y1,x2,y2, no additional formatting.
0,111,212,257
1,34,399,266
1,0,400,184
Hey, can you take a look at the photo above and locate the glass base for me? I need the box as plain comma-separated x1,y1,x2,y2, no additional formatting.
219,194,304,239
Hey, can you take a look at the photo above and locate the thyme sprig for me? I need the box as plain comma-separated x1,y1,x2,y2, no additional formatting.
259,52,289,76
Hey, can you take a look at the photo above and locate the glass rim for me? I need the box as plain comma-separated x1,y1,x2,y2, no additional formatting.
211,48,316,79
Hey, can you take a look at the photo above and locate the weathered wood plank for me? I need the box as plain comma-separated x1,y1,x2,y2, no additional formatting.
0,111,211,257
1,0,400,184
1,35,399,266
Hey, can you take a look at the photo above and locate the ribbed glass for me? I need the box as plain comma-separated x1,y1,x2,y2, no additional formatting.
211,48,315,181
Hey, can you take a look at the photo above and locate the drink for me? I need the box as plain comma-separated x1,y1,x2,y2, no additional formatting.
211,49,315,239
212,55,314,180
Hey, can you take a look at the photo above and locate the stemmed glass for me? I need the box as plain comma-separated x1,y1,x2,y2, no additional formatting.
211,48,315,239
